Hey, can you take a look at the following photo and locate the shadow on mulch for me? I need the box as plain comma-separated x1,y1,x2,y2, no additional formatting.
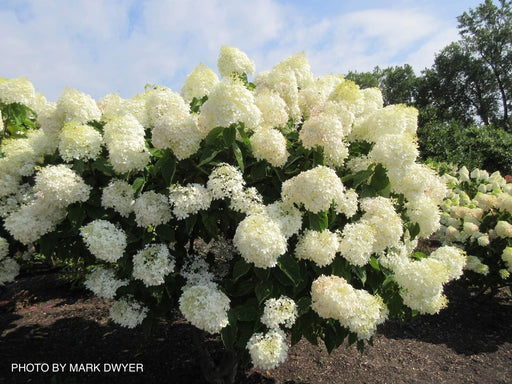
381,283,512,355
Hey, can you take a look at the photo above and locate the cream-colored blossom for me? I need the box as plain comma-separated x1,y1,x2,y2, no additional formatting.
250,127,289,167
181,64,219,103
218,46,255,78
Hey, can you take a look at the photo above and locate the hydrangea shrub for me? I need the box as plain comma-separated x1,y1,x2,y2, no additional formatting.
0,47,466,377
438,166,512,293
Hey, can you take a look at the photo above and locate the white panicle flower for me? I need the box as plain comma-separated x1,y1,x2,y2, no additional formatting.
477,233,490,247
502,247,512,272
281,166,344,214
246,329,288,370
35,165,91,206
337,188,359,218
352,104,418,142
254,88,289,128
0,77,35,105
56,87,101,123
463,221,479,235
169,183,212,219
179,282,230,334
429,246,466,280
369,134,418,171
475,193,497,211
119,93,150,128
101,179,135,218
358,88,384,118
0,166,19,198
58,121,103,162
388,163,448,203
132,244,175,287
346,156,372,174
80,220,127,262
198,79,262,134
181,64,219,104
181,256,216,286
109,296,148,329
0,110,3,132
250,127,289,167
405,197,441,238
84,267,128,299
1,137,38,177
393,258,450,314
218,46,255,78
295,229,339,267
145,86,190,127
37,101,63,136
329,80,363,112
338,222,376,266
495,221,512,238
153,116,203,160
207,163,245,199
360,197,403,252
310,275,387,340
298,74,344,118
261,296,298,329
229,187,264,215
233,213,287,268
470,168,489,182
133,191,172,228
265,200,303,239
97,93,123,119
274,52,313,89
466,255,489,275
0,257,20,283
497,193,512,213
103,114,150,174
4,198,66,244
0,237,8,260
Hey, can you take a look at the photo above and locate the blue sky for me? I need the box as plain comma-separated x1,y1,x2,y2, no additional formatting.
0,0,483,101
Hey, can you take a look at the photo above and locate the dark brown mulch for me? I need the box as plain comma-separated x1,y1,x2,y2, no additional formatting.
0,270,511,384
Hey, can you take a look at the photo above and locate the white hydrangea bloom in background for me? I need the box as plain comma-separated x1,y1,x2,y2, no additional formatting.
0,237,8,260
152,116,203,160
101,179,135,218
298,74,344,119
429,246,466,280
133,191,172,228
84,267,128,299
35,165,91,206
179,282,230,334
103,114,150,174
80,220,127,262
132,244,175,287
281,165,345,214
109,296,148,329
273,52,313,90
254,88,289,129
37,101,63,136
0,77,36,105
229,187,264,215
261,296,298,329
502,247,512,272
233,213,287,268
405,197,441,238
169,183,212,219
265,200,303,239
56,87,101,123
495,220,512,238
207,163,245,200
58,121,103,162
360,197,403,253
369,134,419,172
338,221,376,266
145,86,190,127
295,229,340,267
181,64,219,104
198,79,262,134
465,255,489,275
250,127,289,167
0,257,20,284
217,45,255,78
97,93,123,120
246,329,288,370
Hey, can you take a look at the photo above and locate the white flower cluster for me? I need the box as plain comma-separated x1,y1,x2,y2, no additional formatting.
133,191,172,228
437,167,511,278
101,179,135,218
265,200,303,239
207,163,245,200
229,186,264,215
152,115,203,160
311,275,388,340
254,88,289,128
169,183,212,219
179,282,230,334
145,86,190,127
233,213,287,268
295,229,340,267
84,267,128,299
132,243,175,287
181,64,219,104
0,257,20,284
250,127,289,167
260,296,298,329
246,329,288,370
217,45,255,78
80,219,127,262
109,295,149,329
0,77,36,106
103,114,150,174
58,121,103,162
56,87,101,124
0,237,9,259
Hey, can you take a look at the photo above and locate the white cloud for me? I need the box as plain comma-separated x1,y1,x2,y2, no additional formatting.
0,0,464,101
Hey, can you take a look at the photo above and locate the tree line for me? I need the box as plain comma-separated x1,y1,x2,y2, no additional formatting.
346,0,512,175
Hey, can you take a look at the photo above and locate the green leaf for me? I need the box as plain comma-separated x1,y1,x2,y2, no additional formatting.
250,162,267,181
232,259,252,282
198,148,222,167
354,266,367,286
331,256,352,283
223,126,236,146
308,211,329,231
92,157,114,176
407,222,421,239
221,324,236,350
357,340,365,354
369,164,389,192
278,253,301,287
204,126,225,147
233,299,259,321
255,280,273,305
132,177,145,195
200,211,217,238
352,168,373,188
296,296,311,315
157,152,176,187
156,225,175,242
253,267,270,281
232,142,244,172
347,332,358,346
291,325,303,346
67,205,87,231
369,256,380,271
184,215,197,235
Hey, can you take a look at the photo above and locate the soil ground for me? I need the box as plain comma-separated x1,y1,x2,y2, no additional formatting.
1,269,511,384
